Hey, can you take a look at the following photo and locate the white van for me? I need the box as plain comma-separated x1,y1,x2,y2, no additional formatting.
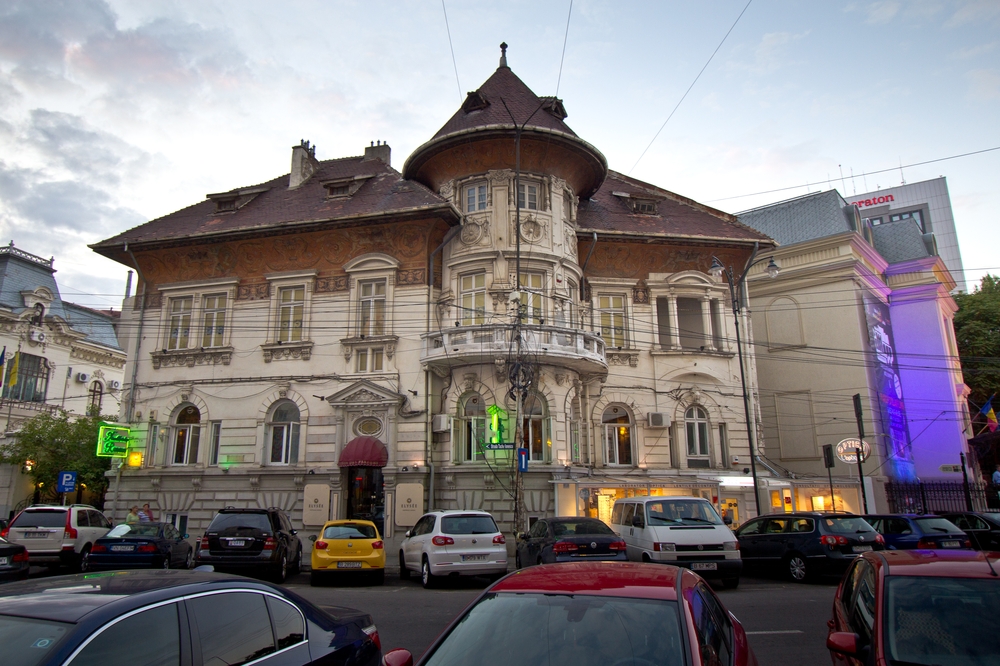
610,496,742,587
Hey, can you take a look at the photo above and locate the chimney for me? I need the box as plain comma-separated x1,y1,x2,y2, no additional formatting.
289,139,318,189
363,140,391,166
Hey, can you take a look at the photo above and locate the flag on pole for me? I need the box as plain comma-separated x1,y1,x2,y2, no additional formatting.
7,351,17,388
981,395,999,434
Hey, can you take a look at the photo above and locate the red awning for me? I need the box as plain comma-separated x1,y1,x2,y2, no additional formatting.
338,436,388,468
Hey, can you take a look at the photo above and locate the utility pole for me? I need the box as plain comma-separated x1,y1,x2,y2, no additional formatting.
853,393,869,514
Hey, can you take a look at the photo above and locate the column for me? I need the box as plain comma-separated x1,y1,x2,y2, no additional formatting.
700,296,712,351
668,295,680,350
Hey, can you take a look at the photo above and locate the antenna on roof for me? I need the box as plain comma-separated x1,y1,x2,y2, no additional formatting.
499,42,508,68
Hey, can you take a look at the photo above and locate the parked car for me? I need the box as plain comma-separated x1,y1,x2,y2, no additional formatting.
937,511,1000,550
381,562,757,666
0,569,381,666
864,514,970,550
827,549,1000,665
609,496,742,588
1,504,111,570
195,507,303,583
83,522,194,571
0,535,29,582
736,512,884,582
310,519,385,585
515,517,627,567
399,510,507,588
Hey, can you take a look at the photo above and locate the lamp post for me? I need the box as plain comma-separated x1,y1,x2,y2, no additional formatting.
710,243,779,517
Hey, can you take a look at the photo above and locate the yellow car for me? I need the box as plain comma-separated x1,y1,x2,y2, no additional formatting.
310,520,385,585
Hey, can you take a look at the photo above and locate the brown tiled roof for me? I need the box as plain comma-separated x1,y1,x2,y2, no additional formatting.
92,156,454,251
577,171,774,244
431,66,576,140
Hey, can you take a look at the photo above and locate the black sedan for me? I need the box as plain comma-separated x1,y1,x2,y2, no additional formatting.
938,511,1000,550
515,517,627,567
0,535,29,582
84,522,194,571
0,569,381,666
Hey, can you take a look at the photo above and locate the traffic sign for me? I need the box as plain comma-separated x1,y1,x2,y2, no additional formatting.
485,442,515,450
57,471,77,493
939,464,963,473
517,448,528,473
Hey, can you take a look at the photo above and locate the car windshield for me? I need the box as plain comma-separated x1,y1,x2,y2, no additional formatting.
208,513,271,532
550,520,615,537
441,515,498,535
11,510,66,528
913,517,964,534
0,615,72,666
646,500,723,525
107,524,161,538
424,593,684,666
822,517,874,534
886,575,1000,665
323,524,377,539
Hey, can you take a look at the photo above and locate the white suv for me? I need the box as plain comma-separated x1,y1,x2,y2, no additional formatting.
3,504,112,570
399,510,508,588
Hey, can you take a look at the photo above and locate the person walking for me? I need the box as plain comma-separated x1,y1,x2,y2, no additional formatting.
125,506,140,524
992,464,1000,487
139,503,155,522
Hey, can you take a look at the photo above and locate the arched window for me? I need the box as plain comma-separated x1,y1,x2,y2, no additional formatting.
685,407,710,463
461,393,487,462
268,401,300,465
521,394,548,462
88,381,103,415
172,405,201,465
603,405,633,466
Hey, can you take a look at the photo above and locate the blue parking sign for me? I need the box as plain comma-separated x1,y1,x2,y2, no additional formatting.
57,471,77,493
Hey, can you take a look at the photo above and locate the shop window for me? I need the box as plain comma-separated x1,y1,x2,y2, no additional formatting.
460,393,487,462
202,294,227,348
603,405,633,466
465,182,487,212
171,405,201,466
599,295,626,347
268,401,300,466
521,393,549,462
460,273,486,325
685,407,710,467
167,296,193,350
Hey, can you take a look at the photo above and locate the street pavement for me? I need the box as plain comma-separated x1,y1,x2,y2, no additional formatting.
287,570,841,665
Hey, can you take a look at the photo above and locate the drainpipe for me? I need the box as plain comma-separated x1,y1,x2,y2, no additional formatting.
425,225,462,511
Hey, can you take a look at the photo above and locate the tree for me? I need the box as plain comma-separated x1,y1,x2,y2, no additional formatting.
0,412,112,504
953,274,1000,408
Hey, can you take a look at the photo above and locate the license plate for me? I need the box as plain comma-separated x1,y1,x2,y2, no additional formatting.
110,545,134,552
941,540,961,548
228,540,246,547
691,562,718,571
24,532,48,538
852,545,873,553
461,554,488,562
337,561,362,569
0,557,8,566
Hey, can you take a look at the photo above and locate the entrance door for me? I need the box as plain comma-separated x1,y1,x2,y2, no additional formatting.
346,467,384,536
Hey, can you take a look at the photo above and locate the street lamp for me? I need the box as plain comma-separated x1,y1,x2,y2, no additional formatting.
709,242,779,517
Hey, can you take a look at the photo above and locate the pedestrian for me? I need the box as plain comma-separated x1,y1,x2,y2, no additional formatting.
139,503,155,522
126,506,140,524
993,464,1000,487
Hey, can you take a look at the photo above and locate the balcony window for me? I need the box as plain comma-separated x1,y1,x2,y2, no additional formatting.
603,405,633,466
465,182,487,212
517,182,538,210
520,273,544,324
599,295,626,347
2,352,49,403
268,401,300,466
202,294,227,348
685,407,710,464
460,273,486,325
167,296,193,350
88,381,103,415
358,280,386,336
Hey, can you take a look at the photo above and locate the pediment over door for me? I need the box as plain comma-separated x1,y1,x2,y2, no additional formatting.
326,379,405,408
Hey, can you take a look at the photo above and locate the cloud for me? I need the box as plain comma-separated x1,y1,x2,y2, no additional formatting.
865,1,902,24
727,31,810,75
946,0,1000,27
966,69,1000,99
950,42,997,60
0,0,116,69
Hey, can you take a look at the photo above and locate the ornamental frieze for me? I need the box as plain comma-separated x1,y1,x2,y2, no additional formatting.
396,269,426,286
586,242,747,280
261,341,313,362
71,347,127,369
236,282,270,301
151,348,233,369
315,276,349,293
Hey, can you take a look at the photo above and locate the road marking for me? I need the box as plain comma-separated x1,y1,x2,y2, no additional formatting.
745,630,805,635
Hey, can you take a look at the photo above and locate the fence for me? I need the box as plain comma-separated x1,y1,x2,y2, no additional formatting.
884,480,1000,514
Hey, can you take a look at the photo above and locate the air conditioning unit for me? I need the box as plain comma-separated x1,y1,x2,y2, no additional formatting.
432,414,451,433
647,413,671,428
29,330,46,343
108,380,122,390
76,372,90,383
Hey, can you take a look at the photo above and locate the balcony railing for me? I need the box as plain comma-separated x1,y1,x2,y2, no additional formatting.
423,323,607,373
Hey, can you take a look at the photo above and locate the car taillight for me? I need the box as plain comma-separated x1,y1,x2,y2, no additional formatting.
821,535,849,548
609,540,627,551
916,538,935,549
362,624,381,651
552,541,579,553
314,540,328,550
263,537,277,550
64,512,77,540
91,544,108,553
493,534,506,545
431,536,454,547
0,527,8,539
653,542,676,552
137,544,157,553
874,534,885,545
965,539,972,548
200,536,210,549
371,540,384,549
12,551,28,562
3,510,22,539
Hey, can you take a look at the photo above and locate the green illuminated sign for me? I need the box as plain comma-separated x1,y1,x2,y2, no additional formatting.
96,424,131,458
487,405,507,444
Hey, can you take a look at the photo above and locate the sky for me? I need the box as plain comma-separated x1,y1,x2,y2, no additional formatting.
0,0,997,309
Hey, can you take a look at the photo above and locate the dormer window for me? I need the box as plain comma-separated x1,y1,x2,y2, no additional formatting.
215,198,237,213
462,90,489,113
326,183,351,197
206,185,269,213
322,175,372,199
465,182,487,212
633,200,656,215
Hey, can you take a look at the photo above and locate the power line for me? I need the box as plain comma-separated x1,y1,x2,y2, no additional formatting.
441,0,462,103
555,0,573,97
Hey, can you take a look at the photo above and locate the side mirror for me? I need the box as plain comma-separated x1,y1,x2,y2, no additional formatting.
826,632,861,657
631,515,645,528
308,534,317,542
404,530,412,538
382,648,414,666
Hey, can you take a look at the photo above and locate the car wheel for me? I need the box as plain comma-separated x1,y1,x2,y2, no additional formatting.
641,553,651,563
162,555,171,570
80,553,90,572
273,555,288,584
75,545,91,573
310,570,326,587
722,577,740,589
399,552,410,580
290,547,302,575
421,557,437,589
184,549,194,569
786,554,809,583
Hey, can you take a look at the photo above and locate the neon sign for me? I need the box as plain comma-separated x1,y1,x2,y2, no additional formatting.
96,424,130,458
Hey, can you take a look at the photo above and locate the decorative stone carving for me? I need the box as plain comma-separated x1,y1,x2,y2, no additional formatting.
315,276,349,293
608,352,639,368
151,347,233,370
150,477,161,489
191,477,201,489
565,224,578,259
261,341,313,362
460,216,489,246
487,169,513,186
346,389,382,403
517,215,544,244
555,373,567,386
340,335,399,362
494,357,507,384
463,373,478,390
438,180,455,201
249,476,260,488
293,476,305,487
236,282,270,301
633,279,650,304
430,365,450,379
396,269,425,285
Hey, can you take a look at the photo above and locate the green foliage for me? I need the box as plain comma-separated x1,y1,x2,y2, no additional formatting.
0,412,112,498
953,274,1000,406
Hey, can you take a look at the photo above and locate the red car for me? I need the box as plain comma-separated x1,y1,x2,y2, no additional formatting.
382,561,757,666
827,549,1000,665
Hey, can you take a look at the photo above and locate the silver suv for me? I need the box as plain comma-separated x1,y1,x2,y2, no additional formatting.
3,504,112,570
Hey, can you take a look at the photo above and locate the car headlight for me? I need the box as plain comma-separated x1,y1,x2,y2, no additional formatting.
653,542,676,552
724,541,739,551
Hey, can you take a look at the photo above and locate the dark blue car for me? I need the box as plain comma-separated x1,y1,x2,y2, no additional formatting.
84,522,194,571
864,514,970,550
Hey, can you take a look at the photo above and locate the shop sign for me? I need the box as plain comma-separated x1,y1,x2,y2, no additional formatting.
852,194,895,208
96,423,130,458
836,438,871,464
302,484,330,526
395,483,424,527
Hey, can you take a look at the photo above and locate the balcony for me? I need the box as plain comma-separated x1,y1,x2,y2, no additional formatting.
422,323,607,374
